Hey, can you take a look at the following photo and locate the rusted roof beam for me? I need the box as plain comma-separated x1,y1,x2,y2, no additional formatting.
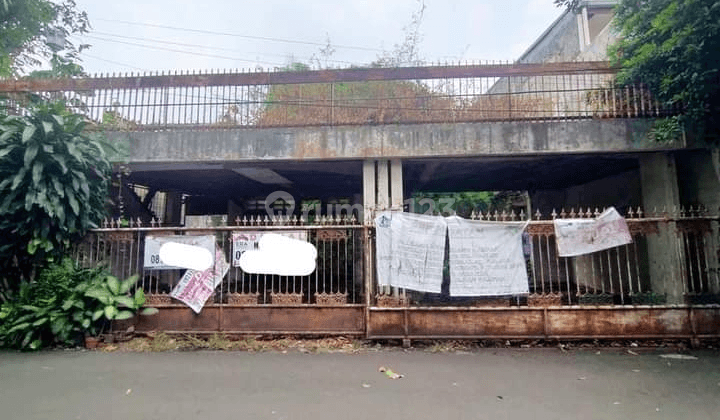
0,61,617,92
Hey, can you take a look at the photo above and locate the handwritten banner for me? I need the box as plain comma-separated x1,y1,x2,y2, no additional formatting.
554,207,632,257
170,249,230,313
446,216,529,296
375,212,446,293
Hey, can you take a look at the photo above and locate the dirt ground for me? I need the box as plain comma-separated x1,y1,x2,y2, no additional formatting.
1,340,719,420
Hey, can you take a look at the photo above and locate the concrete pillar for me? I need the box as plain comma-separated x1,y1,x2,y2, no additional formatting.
363,158,404,224
390,159,404,210
227,200,243,225
639,153,685,303
163,191,183,226
362,160,376,224
363,158,404,297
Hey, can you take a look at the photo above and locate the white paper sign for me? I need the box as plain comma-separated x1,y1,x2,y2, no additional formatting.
554,207,632,257
239,233,317,276
144,235,215,270
375,212,446,294
446,216,530,296
169,249,230,313
231,231,307,266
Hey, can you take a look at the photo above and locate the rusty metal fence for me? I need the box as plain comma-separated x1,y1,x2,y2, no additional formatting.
74,207,720,337
74,217,368,307
1,62,676,130
372,207,720,308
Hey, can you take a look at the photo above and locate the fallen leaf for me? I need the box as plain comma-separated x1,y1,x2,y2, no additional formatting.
577,376,587,380
497,396,503,401
627,350,639,356
126,389,132,395
378,366,404,379
613,402,621,405
632,369,640,373
362,383,371,388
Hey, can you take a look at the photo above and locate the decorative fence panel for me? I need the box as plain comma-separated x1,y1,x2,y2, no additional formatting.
76,209,720,339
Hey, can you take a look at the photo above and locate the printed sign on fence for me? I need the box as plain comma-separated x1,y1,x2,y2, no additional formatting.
144,235,215,270
554,207,632,257
446,216,530,296
231,231,307,266
170,249,230,313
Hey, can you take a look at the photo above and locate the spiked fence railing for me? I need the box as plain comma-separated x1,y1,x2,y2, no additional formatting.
1,62,676,130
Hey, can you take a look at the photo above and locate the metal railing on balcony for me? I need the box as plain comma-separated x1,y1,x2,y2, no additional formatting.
1,62,677,130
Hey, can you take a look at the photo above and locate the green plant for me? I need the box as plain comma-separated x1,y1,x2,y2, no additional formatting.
82,273,158,326
0,258,104,349
0,258,157,350
0,103,112,295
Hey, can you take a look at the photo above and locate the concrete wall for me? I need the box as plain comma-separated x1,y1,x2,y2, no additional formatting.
517,10,581,64
676,150,720,212
109,119,672,164
530,169,641,215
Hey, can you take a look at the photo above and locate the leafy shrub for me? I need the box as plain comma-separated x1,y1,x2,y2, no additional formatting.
0,258,157,350
0,102,112,294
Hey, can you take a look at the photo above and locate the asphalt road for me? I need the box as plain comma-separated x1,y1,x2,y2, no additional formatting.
1,347,719,420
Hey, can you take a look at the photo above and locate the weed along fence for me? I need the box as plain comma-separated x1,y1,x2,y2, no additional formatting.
76,209,720,341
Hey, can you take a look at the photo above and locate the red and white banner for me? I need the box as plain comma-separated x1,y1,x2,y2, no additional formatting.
554,207,632,257
170,249,230,313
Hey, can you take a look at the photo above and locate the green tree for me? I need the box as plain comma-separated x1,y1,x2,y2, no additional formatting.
0,102,112,296
0,0,90,77
609,0,720,144
556,0,720,144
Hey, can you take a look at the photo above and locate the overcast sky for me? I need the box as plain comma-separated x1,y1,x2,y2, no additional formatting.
72,0,565,75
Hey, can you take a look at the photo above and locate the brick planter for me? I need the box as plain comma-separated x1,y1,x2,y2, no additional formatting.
227,293,259,305
271,293,304,305
145,294,173,305
314,292,348,305
471,297,511,307
375,295,408,307
578,293,614,305
631,292,667,305
527,293,564,307
685,294,720,305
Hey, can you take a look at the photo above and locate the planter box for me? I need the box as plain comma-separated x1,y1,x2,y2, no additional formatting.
578,293,614,305
145,294,173,305
375,295,408,307
227,293,259,305
685,294,720,305
472,297,511,307
271,293,304,305
631,292,667,305
527,293,564,307
314,292,348,305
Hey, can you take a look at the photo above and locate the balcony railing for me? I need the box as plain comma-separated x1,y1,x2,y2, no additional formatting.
0,62,678,130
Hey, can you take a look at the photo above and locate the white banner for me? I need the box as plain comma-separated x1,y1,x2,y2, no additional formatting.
375,212,446,293
170,249,230,313
446,216,529,296
554,207,632,257
144,235,215,270
231,231,307,266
